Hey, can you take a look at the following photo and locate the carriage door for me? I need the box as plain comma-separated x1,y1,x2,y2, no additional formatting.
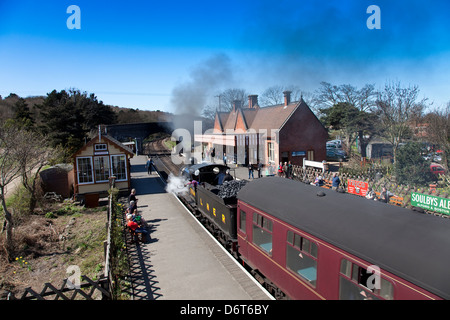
237,206,248,258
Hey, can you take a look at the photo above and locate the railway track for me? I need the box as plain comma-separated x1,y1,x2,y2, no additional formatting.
145,138,185,179
145,138,276,299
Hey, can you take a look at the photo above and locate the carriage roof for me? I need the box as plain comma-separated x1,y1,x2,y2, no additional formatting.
237,177,450,299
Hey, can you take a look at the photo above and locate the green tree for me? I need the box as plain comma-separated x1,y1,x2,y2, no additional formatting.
12,98,35,130
37,89,116,159
320,102,379,157
394,142,434,186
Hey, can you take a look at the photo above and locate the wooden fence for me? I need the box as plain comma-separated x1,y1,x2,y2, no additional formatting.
289,164,449,215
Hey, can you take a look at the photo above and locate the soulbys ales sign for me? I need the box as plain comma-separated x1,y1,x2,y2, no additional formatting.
411,192,450,215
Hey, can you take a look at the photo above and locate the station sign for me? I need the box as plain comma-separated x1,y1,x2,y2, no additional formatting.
347,179,369,197
292,151,306,157
411,192,450,215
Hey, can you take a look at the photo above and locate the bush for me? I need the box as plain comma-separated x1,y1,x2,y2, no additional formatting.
394,142,435,186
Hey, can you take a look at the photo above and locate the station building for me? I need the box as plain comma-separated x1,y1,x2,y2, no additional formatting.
195,91,327,167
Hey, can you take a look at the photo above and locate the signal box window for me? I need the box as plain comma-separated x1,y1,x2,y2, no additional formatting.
94,156,110,182
339,259,394,300
286,230,318,287
94,143,108,151
77,157,93,184
111,154,127,181
252,213,273,255
239,210,246,233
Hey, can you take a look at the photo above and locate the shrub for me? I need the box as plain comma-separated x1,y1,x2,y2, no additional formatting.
394,142,435,186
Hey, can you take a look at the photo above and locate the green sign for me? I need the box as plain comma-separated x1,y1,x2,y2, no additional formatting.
411,192,450,215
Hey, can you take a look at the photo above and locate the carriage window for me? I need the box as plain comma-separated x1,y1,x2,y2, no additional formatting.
252,213,273,255
239,210,246,233
339,259,394,300
286,230,318,287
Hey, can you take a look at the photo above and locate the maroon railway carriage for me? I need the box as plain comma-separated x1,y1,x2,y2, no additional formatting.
236,177,450,300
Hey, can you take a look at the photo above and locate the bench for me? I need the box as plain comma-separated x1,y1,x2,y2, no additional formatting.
321,179,332,189
374,192,403,206
125,225,144,243
389,196,404,207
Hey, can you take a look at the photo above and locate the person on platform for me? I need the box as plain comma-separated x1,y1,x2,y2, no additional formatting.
365,187,377,200
145,157,154,175
257,160,263,178
331,173,340,191
380,187,394,203
126,214,149,242
278,162,284,177
128,188,138,204
248,163,254,179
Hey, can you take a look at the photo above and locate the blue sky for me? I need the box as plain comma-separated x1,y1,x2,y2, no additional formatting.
1,0,450,114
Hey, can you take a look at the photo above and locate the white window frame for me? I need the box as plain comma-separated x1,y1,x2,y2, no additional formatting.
94,155,110,183
110,154,128,181
268,142,275,163
94,143,108,151
76,156,94,185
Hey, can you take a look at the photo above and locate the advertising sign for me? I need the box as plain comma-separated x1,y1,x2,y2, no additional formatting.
347,179,369,197
411,192,450,215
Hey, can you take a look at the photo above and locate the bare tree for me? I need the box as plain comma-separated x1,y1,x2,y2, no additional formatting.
260,85,308,107
314,82,378,157
0,123,23,260
375,82,427,163
260,85,285,106
201,104,217,121
218,88,250,111
17,130,61,213
314,82,377,113
425,103,450,170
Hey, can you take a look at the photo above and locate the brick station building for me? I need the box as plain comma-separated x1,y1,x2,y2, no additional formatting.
195,91,327,167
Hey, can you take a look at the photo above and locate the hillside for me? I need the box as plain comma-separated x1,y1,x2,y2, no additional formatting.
0,93,172,125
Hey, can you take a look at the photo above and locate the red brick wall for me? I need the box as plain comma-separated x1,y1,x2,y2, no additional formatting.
279,103,328,166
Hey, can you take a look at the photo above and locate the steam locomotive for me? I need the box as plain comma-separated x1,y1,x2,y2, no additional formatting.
179,163,450,300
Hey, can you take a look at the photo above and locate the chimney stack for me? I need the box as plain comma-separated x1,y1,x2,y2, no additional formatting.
232,100,241,112
283,91,292,107
248,95,259,109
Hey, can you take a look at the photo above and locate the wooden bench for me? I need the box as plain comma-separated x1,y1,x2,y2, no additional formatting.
321,179,332,189
374,191,403,206
125,225,144,243
389,196,404,207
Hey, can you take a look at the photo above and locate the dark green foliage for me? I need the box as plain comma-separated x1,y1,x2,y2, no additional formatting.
36,89,117,158
320,102,380,157
394,142,435,186
13,98,35,130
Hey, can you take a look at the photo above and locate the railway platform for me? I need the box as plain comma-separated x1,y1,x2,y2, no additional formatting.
126,155,273,300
